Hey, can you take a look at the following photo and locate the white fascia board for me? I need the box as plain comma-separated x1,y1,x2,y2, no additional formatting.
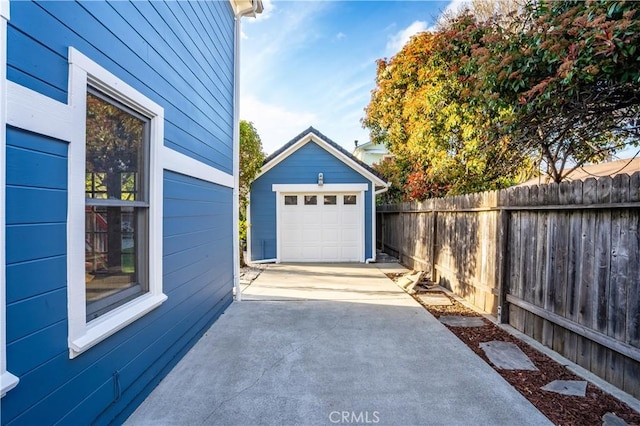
257,131,388,188
272,183,368,193
228,0,263,17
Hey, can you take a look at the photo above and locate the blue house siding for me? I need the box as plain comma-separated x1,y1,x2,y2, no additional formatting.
7,0,234,173
250,141,373,261
2,0,240,423
3,169,233,425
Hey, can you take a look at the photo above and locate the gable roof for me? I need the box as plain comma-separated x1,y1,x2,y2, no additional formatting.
258,127,389,188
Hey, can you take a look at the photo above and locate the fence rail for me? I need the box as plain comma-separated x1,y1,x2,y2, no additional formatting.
377,172,640,398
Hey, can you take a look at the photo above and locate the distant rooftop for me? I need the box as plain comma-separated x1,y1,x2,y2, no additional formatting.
519,157,640,186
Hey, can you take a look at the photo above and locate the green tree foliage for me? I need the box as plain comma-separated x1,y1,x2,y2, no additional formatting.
239,120,265,264
475,0,640,182
364,0,640,200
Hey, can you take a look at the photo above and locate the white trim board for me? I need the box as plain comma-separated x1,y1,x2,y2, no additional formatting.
272,183,368,193
7,81,74,141
163,147,234,188
256,131,388,188
0,0,19,398
0,1,9,20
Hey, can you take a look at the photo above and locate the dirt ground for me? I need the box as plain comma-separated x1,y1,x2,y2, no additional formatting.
410,285,640,425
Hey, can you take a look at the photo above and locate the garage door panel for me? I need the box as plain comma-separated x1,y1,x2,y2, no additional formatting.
340,228,359,242
321,247,340,261
323,211,339,224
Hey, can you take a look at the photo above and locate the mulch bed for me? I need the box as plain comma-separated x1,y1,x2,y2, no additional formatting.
412,288,640,425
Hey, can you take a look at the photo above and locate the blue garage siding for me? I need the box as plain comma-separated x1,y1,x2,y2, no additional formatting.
250,141,373,261
2,168,233,425
7,0,234,174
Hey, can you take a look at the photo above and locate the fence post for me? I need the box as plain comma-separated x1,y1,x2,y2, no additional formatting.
496,208,510,324
431,209,438,283
380,210,385,252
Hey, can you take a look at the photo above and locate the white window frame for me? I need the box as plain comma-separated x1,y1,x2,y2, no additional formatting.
67,48,166,359
0,0,19,397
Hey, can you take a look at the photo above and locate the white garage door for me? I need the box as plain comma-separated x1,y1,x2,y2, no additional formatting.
279,193,362,262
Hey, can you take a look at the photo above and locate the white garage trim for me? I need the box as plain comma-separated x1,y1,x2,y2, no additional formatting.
272,183,368,193
273,183,366,263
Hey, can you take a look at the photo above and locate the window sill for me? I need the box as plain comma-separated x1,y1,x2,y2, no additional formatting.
69,292,167,359
1,371,19,398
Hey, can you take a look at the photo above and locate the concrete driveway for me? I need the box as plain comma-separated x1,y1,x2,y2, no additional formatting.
126,263,550,426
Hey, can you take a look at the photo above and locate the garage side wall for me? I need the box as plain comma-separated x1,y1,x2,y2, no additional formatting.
250,141,372,261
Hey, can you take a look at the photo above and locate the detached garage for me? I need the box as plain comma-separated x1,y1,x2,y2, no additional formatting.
248,127,388,263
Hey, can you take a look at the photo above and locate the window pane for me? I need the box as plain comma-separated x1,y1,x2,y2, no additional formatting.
85,205,146,320
324,195,337,205
86,92,146,201
284,195,297,205
344,195,357,205
304,195,317,205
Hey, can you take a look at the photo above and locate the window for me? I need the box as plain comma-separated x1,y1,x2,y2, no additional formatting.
304,195,317,205
344,195,357,205
323,195,337,205
284,195,297,205
67,48,166,358
85,90,149,321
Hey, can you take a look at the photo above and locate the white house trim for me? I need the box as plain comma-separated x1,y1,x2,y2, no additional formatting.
0,0,19,398
272,183,366,263
163,147,234,188
256,131,388,189
6,81,75,142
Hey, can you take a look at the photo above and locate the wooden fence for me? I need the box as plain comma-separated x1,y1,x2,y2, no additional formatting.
377,172,640,398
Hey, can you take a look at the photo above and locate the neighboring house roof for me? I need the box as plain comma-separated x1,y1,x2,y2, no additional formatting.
352,140,389,155
518,157,640,186
259,126,389,189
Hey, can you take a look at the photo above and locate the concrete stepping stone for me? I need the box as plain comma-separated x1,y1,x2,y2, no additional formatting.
602,412,628,426
541,380,587,397
439,315,485,327
418,293,452,306
479,341,538,371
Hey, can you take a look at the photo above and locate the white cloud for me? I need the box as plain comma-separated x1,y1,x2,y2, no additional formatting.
240,95,318,154
335,32,346,41
386,20,427,54
240,30,248,40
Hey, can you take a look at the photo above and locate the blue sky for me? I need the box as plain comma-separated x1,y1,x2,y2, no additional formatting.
239,0,462,154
